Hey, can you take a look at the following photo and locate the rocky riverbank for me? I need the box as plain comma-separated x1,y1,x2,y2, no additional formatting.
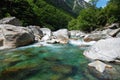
83,23,120,80
0,17,120,80
0,17,90,50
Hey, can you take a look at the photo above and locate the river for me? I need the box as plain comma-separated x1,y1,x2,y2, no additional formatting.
0,43,98,80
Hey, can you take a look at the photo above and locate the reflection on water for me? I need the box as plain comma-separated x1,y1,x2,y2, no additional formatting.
0,44,97,80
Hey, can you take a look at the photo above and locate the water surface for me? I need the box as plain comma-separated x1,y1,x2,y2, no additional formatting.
0,44,97,80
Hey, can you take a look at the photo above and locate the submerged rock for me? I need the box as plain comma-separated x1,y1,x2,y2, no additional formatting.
51,65,72,74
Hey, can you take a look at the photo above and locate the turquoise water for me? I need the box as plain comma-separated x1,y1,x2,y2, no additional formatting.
0,44,97,80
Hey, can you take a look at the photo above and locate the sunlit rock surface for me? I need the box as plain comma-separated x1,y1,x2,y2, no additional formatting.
0,24,34,49
84,38,120,62
88,61,112,73
40,28,52,41
88,61,120,80
53,29,70,44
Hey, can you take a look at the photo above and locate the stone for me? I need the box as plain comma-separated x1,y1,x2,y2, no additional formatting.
51,65,72,74
88,61,120,80
84,38,120,62
27,26,43,41
69,30,85,38
88,61,112,73
69,39,96,47
108,28,120,37
40,28,52,41
0,17,22,26
83,33,111,42
53,29,69,44
0,24,35,49
107,23,119,29
116,32,120,38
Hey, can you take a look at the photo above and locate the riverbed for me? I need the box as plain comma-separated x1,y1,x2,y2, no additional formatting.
0,43,98,80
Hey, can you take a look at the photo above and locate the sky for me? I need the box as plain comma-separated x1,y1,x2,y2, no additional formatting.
84,0,110,8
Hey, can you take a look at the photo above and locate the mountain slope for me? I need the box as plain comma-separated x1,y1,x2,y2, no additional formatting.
45,0,89,16
0,0,73,30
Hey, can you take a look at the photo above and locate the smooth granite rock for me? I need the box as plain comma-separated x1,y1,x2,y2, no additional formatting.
0,24,34,49
53,29,69,44
84,38,120,62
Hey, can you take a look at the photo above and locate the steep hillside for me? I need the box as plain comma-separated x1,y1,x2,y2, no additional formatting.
45,0,89,16
0,0,73,30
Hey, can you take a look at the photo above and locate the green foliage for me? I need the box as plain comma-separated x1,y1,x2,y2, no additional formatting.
0,0,72,30
68,19,78,30
0,0,120,32
44,0,89,17
103,0,120,24
68,8,98,32
107,16,118,24
69,0,120,32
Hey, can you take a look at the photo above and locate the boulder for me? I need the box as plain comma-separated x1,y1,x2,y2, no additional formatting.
40,28,52,41
69,30,85,38
0,24,34,49
108,28,120,37
84,24,120,42
0,39,4,46
27,26,43,41
0,17,22,26
53,29,69,44
107,23,119,29
83,32,111,42
88,61,112,73
101,28,120,37
84,38,120,62
88,61,120,80
116,32,120,38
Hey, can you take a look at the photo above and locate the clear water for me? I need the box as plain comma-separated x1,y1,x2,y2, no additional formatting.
0,44,97,80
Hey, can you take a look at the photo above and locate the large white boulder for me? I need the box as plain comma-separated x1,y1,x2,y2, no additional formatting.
0,24,35,49
84,38,120,62
53,29,69,44
88,61,120,80
40,28,52,41
88,61,112,73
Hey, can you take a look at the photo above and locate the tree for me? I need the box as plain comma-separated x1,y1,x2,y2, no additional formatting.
0,0,72,30
103,0,120,24
68,8,99,32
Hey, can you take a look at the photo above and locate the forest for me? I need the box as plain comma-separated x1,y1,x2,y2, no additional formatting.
68,0,120,32
0,0,120,32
